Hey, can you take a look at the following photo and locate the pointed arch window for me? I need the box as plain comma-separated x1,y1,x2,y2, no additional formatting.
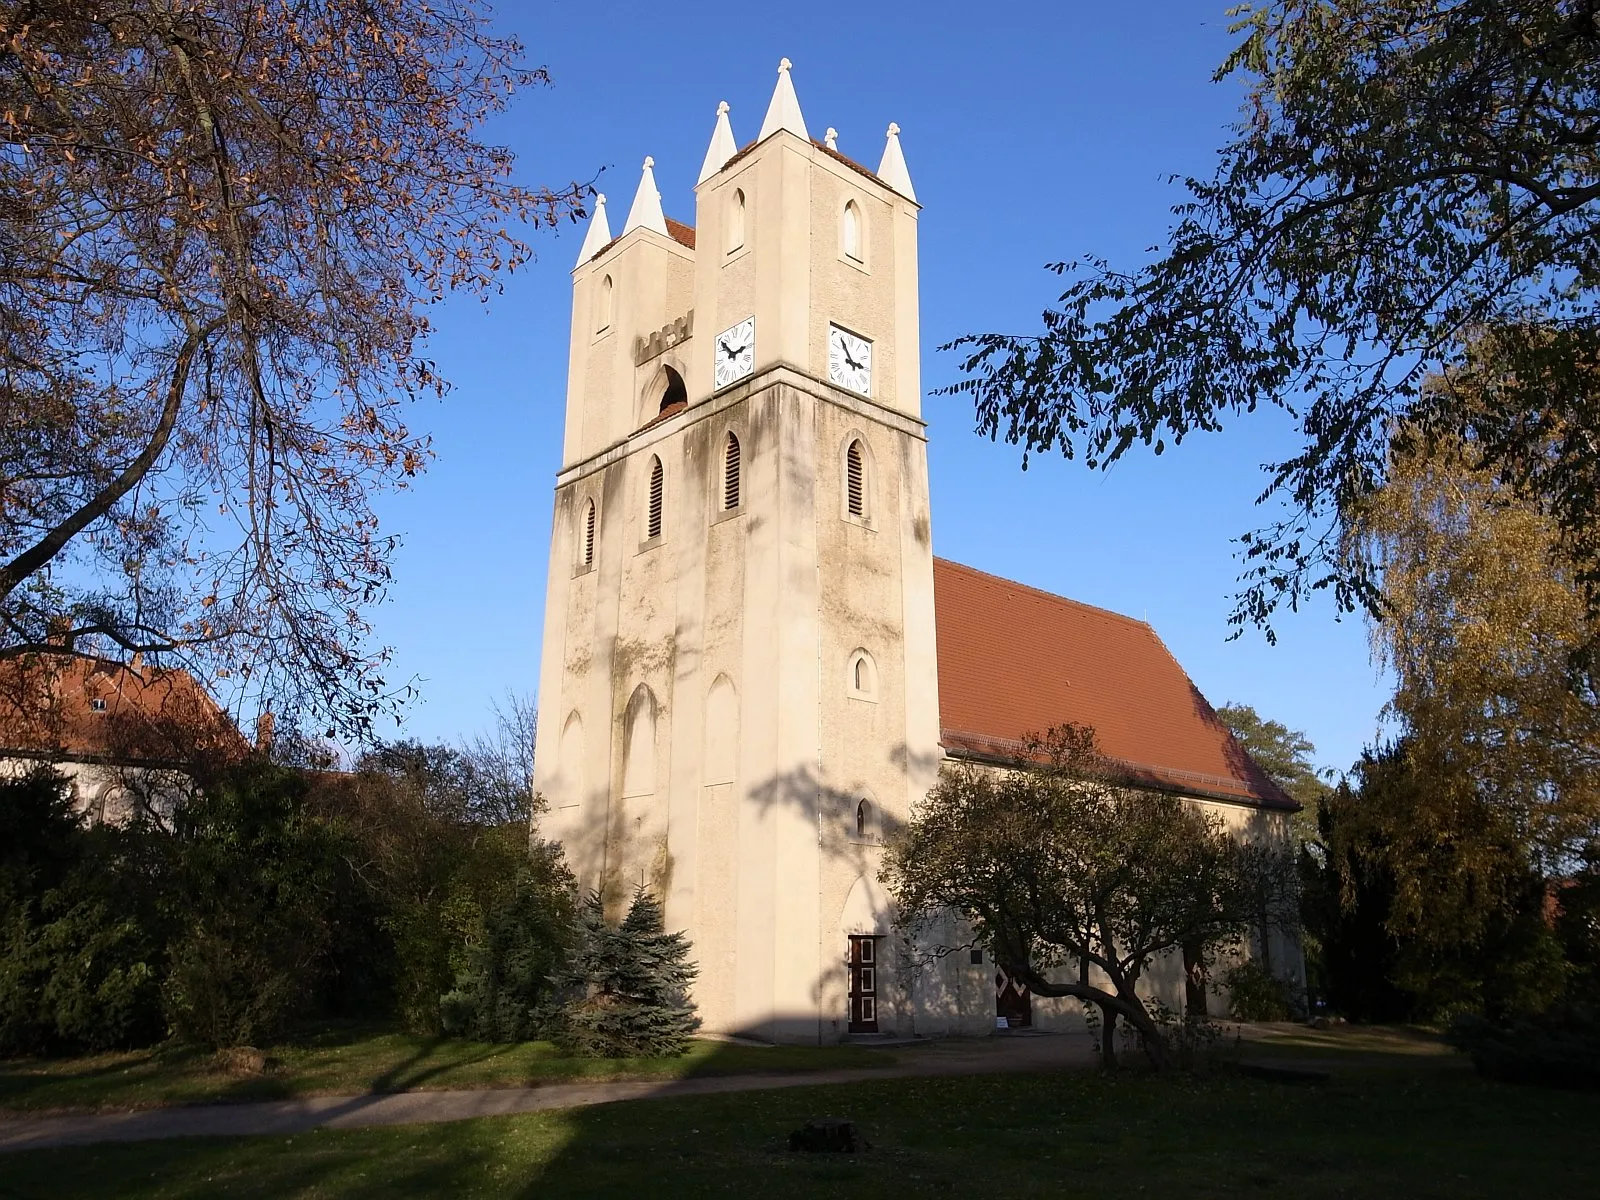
581,499,597,568
595,274,613,333
846,439,866,517
848,648,878,701
842,200,862,262
646,456,664,540
722,432,741,511
727,188,746,254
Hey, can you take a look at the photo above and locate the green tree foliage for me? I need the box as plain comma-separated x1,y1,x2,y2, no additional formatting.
1304,742,1567,1021
1216,701,1332,849
553,889,700,1058
0,771,165,1055
946,1,1600,632
884,726,1294,1068
0,739,575,1054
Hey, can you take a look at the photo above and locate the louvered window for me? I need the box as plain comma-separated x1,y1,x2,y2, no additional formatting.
723,432,741,510
846,439,865,517
583,499,596,566
647,457,663,540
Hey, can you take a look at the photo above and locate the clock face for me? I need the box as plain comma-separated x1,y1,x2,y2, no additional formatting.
828,325,872,396
713,316,755,390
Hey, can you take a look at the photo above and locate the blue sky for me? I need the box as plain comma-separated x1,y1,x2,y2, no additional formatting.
370,0,1390,775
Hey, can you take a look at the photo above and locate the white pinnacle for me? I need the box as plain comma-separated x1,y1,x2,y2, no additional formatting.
575,192,612,267
876,122,916,202
824,127,838,151
757,57,809,142
698,100,738,185
623,155,668,236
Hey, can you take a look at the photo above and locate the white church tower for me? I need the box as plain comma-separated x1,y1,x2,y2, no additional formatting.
532,61,941,1042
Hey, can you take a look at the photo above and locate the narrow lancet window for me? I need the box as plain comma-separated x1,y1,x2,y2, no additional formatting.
843,200,862,261
728,189,746,254
723,432,741,510
647,456,664,540
583,499,596,566
846,439,865,517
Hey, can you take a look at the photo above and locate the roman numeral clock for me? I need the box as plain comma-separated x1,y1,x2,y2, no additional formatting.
828,324,872,396
714,316,755,390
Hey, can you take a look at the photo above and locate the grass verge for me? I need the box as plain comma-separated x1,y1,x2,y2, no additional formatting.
0,1025,895,1115
1,1053,1594,1198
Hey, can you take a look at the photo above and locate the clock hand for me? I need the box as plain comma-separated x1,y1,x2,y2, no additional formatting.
720,340,737,359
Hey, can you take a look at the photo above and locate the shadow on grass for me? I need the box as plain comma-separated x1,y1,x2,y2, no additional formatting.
4,1034,1600,1198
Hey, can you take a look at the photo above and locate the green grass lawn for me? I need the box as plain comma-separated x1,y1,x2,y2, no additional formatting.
2,1045,1595,1199
0,1024,894,1115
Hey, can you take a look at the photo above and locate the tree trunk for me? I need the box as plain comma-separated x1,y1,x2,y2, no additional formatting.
1100,1007,1118,1069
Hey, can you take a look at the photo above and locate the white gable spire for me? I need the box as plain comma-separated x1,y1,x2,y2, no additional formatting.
876,122,916,202
698,101,738,184
757,57,808,142
623,156,668,236
575,192,611,267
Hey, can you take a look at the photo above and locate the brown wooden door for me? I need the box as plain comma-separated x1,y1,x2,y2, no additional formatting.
995,965,1032,1028
847,936,878,1033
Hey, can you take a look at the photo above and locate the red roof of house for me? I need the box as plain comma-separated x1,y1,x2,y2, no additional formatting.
0,653,246,766
933,559,1293,809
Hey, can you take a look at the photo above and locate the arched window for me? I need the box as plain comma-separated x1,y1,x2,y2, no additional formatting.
558,712,585,810
582,499,596,567
646,456,664,540
622,686,657,798
856,798,871,839
845,439,866,517
658,365,687,413
595,274,613,333
723,432,741,510
727,188,746,254
848,648,877,700
842,200,862,261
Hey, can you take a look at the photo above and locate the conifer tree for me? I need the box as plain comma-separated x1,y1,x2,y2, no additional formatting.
554,887,699,1057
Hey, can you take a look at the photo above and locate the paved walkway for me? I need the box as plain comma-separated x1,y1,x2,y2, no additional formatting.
0,1033,1096,1154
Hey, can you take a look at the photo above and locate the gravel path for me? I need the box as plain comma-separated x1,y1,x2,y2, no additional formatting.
0,1033,1096,1153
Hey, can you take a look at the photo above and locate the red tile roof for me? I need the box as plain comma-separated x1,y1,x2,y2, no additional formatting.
665,218,696,250
933,559,1293,809
0,653,247,767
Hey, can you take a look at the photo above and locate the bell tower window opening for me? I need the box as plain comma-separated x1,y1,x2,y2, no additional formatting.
646,456,664,540
658,365,687,413
847,649,877,701
842,199,862,262
855,798,870,838
595,274,613,333
727,188,746,254
723,432,741,510
846,439,865,517
582,499,596,567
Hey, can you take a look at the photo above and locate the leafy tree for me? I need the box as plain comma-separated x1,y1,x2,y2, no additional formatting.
1308,740,1567,1021
1216,701,1332,847
553,888,700,1058
1353,427,1600,871
884,726,1294,1068
945,0,1600,632
0,1,584,737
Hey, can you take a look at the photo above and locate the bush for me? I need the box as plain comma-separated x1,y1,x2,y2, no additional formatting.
552,889,699,1058
439,838,574,1042
1446,1007,1600,1091
160,763,356,1048
1223,958,1300,1022
0,772,165,1056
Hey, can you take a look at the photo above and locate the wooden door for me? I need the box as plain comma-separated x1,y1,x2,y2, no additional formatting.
995,965,1032,1028
847,936,879,1033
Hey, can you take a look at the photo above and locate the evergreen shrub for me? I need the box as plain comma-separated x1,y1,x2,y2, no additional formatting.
552,888,699,1057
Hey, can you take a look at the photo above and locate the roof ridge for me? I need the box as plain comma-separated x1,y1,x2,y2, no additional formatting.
933,557,1153,630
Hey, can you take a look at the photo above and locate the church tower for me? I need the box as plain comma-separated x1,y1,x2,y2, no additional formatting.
532,61,940,1042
